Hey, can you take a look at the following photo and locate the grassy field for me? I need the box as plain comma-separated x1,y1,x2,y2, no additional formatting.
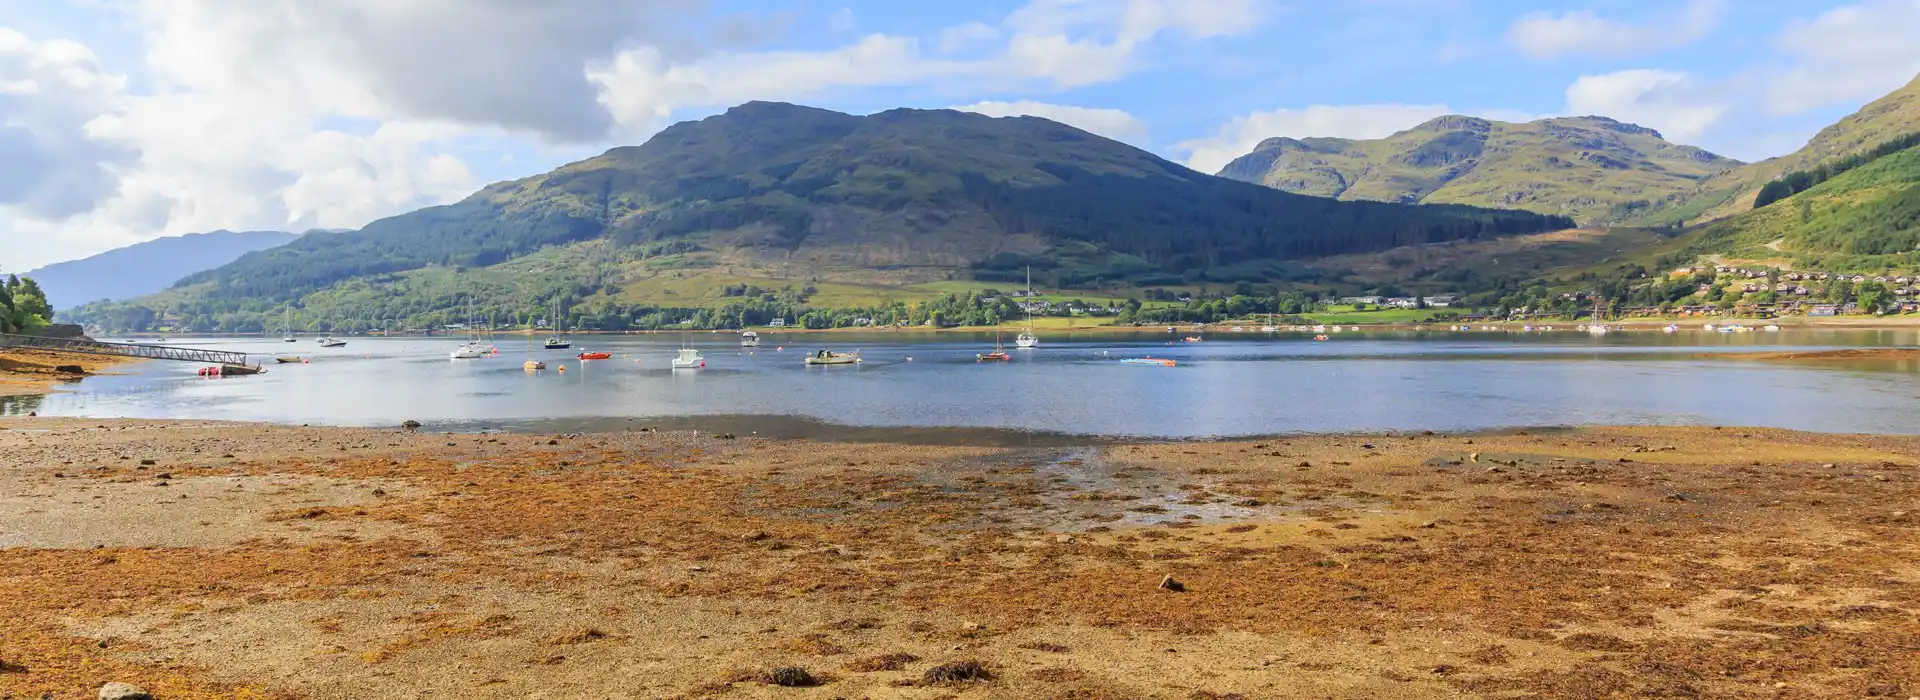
1299,306,1460,324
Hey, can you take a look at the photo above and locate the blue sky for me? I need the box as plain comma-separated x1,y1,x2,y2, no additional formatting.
3,0,1918,272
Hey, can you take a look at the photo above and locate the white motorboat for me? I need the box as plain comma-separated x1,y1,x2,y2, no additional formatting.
316,336,346,348
741,330,761,348
672,347,706,369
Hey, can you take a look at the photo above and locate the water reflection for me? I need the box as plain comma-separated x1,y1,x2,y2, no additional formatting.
16,330,1920,437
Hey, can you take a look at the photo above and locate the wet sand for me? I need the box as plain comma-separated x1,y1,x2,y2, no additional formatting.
0,349,142,397
1714,348,1920,363
1,419,1916,699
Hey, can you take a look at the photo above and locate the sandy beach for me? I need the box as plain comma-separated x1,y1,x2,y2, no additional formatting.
0,419,1914,699
0,349,143,397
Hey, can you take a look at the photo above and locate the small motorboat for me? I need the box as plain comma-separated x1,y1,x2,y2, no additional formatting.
316,336,346,348
741,331,761,348
805,350,861,365
1314,334,1329,341
671,348,705,369
1183,336,1202,343
1121,357,1175,366
577,351,613,361
274,355,303,364
1763,324,1781,332
523,359,547,371
543,336,572,350
451,342,486,360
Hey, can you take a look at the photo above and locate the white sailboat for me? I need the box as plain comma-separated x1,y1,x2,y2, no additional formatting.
1015,266,1039,349
282,308,296,342
451,305,486,359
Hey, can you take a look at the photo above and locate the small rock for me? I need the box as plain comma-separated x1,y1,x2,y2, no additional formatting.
1418,521,1439,529
1158,575,1187,592
156,473,172,480
98,683,151,700
1053,534,1074,544
1873,475,1890,482
1431,664,1457,675
961,621,983,631
400,420,421,432
138,459,155,466
1822,463,1836,469
742,530,770,542
1485,466,1504,473
1468,452,1480,463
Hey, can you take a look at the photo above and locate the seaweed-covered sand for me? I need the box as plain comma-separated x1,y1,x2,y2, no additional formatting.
1,419,1916,699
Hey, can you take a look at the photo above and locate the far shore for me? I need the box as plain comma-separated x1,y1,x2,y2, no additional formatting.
102,312,1920,339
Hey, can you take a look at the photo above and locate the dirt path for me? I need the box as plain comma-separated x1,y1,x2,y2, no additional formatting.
2,419,1916,699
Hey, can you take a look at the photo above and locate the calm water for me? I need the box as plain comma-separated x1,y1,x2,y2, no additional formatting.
7,329,1919,438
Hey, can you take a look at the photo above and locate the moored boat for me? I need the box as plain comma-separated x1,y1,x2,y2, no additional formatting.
741,330,761,348
577,351,612,361
805,350,860,365
1120,357,1175,366
523,359,547,371
316,336,346,348
672,348,706,369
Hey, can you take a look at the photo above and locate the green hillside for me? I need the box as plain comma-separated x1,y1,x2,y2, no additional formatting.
1216,115,1740,225
94,102,1564,332
1634,72,1920,227
1681,142,1920,271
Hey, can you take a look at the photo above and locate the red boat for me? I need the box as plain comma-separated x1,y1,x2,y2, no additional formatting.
977,351,1010,362
577,351,612,360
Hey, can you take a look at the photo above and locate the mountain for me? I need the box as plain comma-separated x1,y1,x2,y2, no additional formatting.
1216,115,1741,225
23,230,302,308
159,102,1566,317
1681,139,1920,271
1640,72,1920,226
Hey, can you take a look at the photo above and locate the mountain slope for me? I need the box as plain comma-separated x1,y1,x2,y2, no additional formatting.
1682,141,1920,271
1639,72,1920,226
24,230,302,308
177,102,1569,306
1217,115,1741,225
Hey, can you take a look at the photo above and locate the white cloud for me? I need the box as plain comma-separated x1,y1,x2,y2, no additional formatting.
951,100,1149,144
1507,0,1724,60
0,28,133,221
1174,104,1454,174
591,0,1266,135
5,0,1271,270
1768,0,1920,114
1564,69,1729,143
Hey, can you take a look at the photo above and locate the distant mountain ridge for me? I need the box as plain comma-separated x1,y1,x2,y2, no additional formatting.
1217,115,1742,225
25,230,302,308
167,101,1568,310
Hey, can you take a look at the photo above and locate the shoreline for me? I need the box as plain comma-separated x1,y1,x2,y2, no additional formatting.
0,349,144,397
2,418,1914,699
105,313,1920,339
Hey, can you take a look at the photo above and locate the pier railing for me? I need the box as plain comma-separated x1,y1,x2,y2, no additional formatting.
0,333,253,366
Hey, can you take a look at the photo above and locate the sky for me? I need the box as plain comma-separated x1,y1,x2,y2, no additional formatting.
2,0,1918,272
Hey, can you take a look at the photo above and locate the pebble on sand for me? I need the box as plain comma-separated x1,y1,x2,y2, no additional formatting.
99,682,152,700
